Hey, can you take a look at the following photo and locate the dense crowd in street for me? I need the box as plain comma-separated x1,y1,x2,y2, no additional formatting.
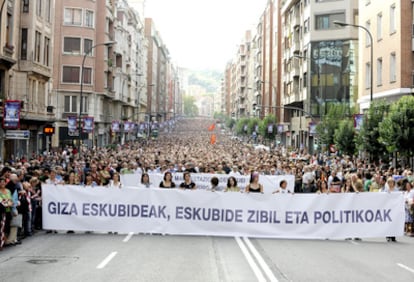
1,118,413,250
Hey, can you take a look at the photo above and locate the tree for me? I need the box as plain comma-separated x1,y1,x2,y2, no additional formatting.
235,118,249,136
258,114,277,140
247,117,261,135
379,96,414,167
183,95,199,117
356,100,389,163
225,117,235,130
316,104,351,149
334,119,356,156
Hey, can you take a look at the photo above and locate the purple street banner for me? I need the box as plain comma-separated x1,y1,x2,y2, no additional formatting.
268,124,273,134
277,124,284,134
112,121,120,133
67,116,77,132
309,122,317,135
82,116,94,133
354,114,364,130
3,100,21,129
124,121,133,132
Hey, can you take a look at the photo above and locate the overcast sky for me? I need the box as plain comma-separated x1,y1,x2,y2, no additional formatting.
137,0,268,71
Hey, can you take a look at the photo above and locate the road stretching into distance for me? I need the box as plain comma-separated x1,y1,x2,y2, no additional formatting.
1,232,414,282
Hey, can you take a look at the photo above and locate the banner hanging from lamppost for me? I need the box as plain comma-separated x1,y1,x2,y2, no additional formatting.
124,121,133,132
3,100,21,129
354,114,364,131
277,124,284,134
267,124,273,134
82,116,94,133
67,115,77,133
112,121,120,133
309,122,317,135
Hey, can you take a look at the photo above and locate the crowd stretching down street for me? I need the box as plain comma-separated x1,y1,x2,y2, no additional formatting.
1,118,413,250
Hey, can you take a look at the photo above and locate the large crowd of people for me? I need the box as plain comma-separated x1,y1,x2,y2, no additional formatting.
1,118,413,250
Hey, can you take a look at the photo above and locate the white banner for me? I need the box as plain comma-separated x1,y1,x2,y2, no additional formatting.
42,185,404,239
121,173,295,194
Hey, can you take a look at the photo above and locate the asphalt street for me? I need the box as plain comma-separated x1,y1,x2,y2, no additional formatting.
0,232,413,282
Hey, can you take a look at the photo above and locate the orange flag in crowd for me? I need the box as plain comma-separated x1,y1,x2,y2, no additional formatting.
210,134,216,144
208,123,216,131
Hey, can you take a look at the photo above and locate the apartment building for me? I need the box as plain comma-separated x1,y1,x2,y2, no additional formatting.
357,0,412,110
52,0,117,148
233,31,253,119
113,0,148,144
0,0,55,160
254,1,279,120
281,0,359,150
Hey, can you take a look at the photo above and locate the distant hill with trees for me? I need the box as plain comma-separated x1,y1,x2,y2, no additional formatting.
188,69,222,93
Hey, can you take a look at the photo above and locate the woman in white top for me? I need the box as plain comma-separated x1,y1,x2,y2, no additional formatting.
108,172,122,188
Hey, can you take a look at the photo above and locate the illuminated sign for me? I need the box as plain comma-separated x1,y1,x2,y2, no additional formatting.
43,125,55,135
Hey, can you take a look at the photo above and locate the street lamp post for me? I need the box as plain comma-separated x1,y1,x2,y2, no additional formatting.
78,41,115,156
333,21,373,102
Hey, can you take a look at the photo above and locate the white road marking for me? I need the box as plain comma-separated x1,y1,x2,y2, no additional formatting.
349,240,360,245
397,263,414,274
96,251,117,269
123,232,134,242
235,237,266,282
243,237,279,282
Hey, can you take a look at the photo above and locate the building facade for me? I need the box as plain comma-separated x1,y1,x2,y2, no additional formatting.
0,0,55,160
281,0,359,150
357,0,413,111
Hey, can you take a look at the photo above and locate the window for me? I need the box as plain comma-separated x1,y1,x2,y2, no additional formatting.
21,28,28,60
23,0,29,13
36,0,42,17
365,62,371,89
365,21,371,46
85,10,94,28
377,58,382,86
315,13,345,30
316,15,329,30
45,0,51,22
303,72,307,87
62,66,80,83
64,8,82,26
63,37,81,54
35,31,41,62
6,13,12,48
64,96,77,113
66,96,89,114
377,13,382,40
83,67,92,84
83,39,93,55
390,5,396,34
304,18,309,33
390,53,396,82
44,37,50,66
81,96,88,113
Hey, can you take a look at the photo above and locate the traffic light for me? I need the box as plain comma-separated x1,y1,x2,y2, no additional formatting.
43,125,55,135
